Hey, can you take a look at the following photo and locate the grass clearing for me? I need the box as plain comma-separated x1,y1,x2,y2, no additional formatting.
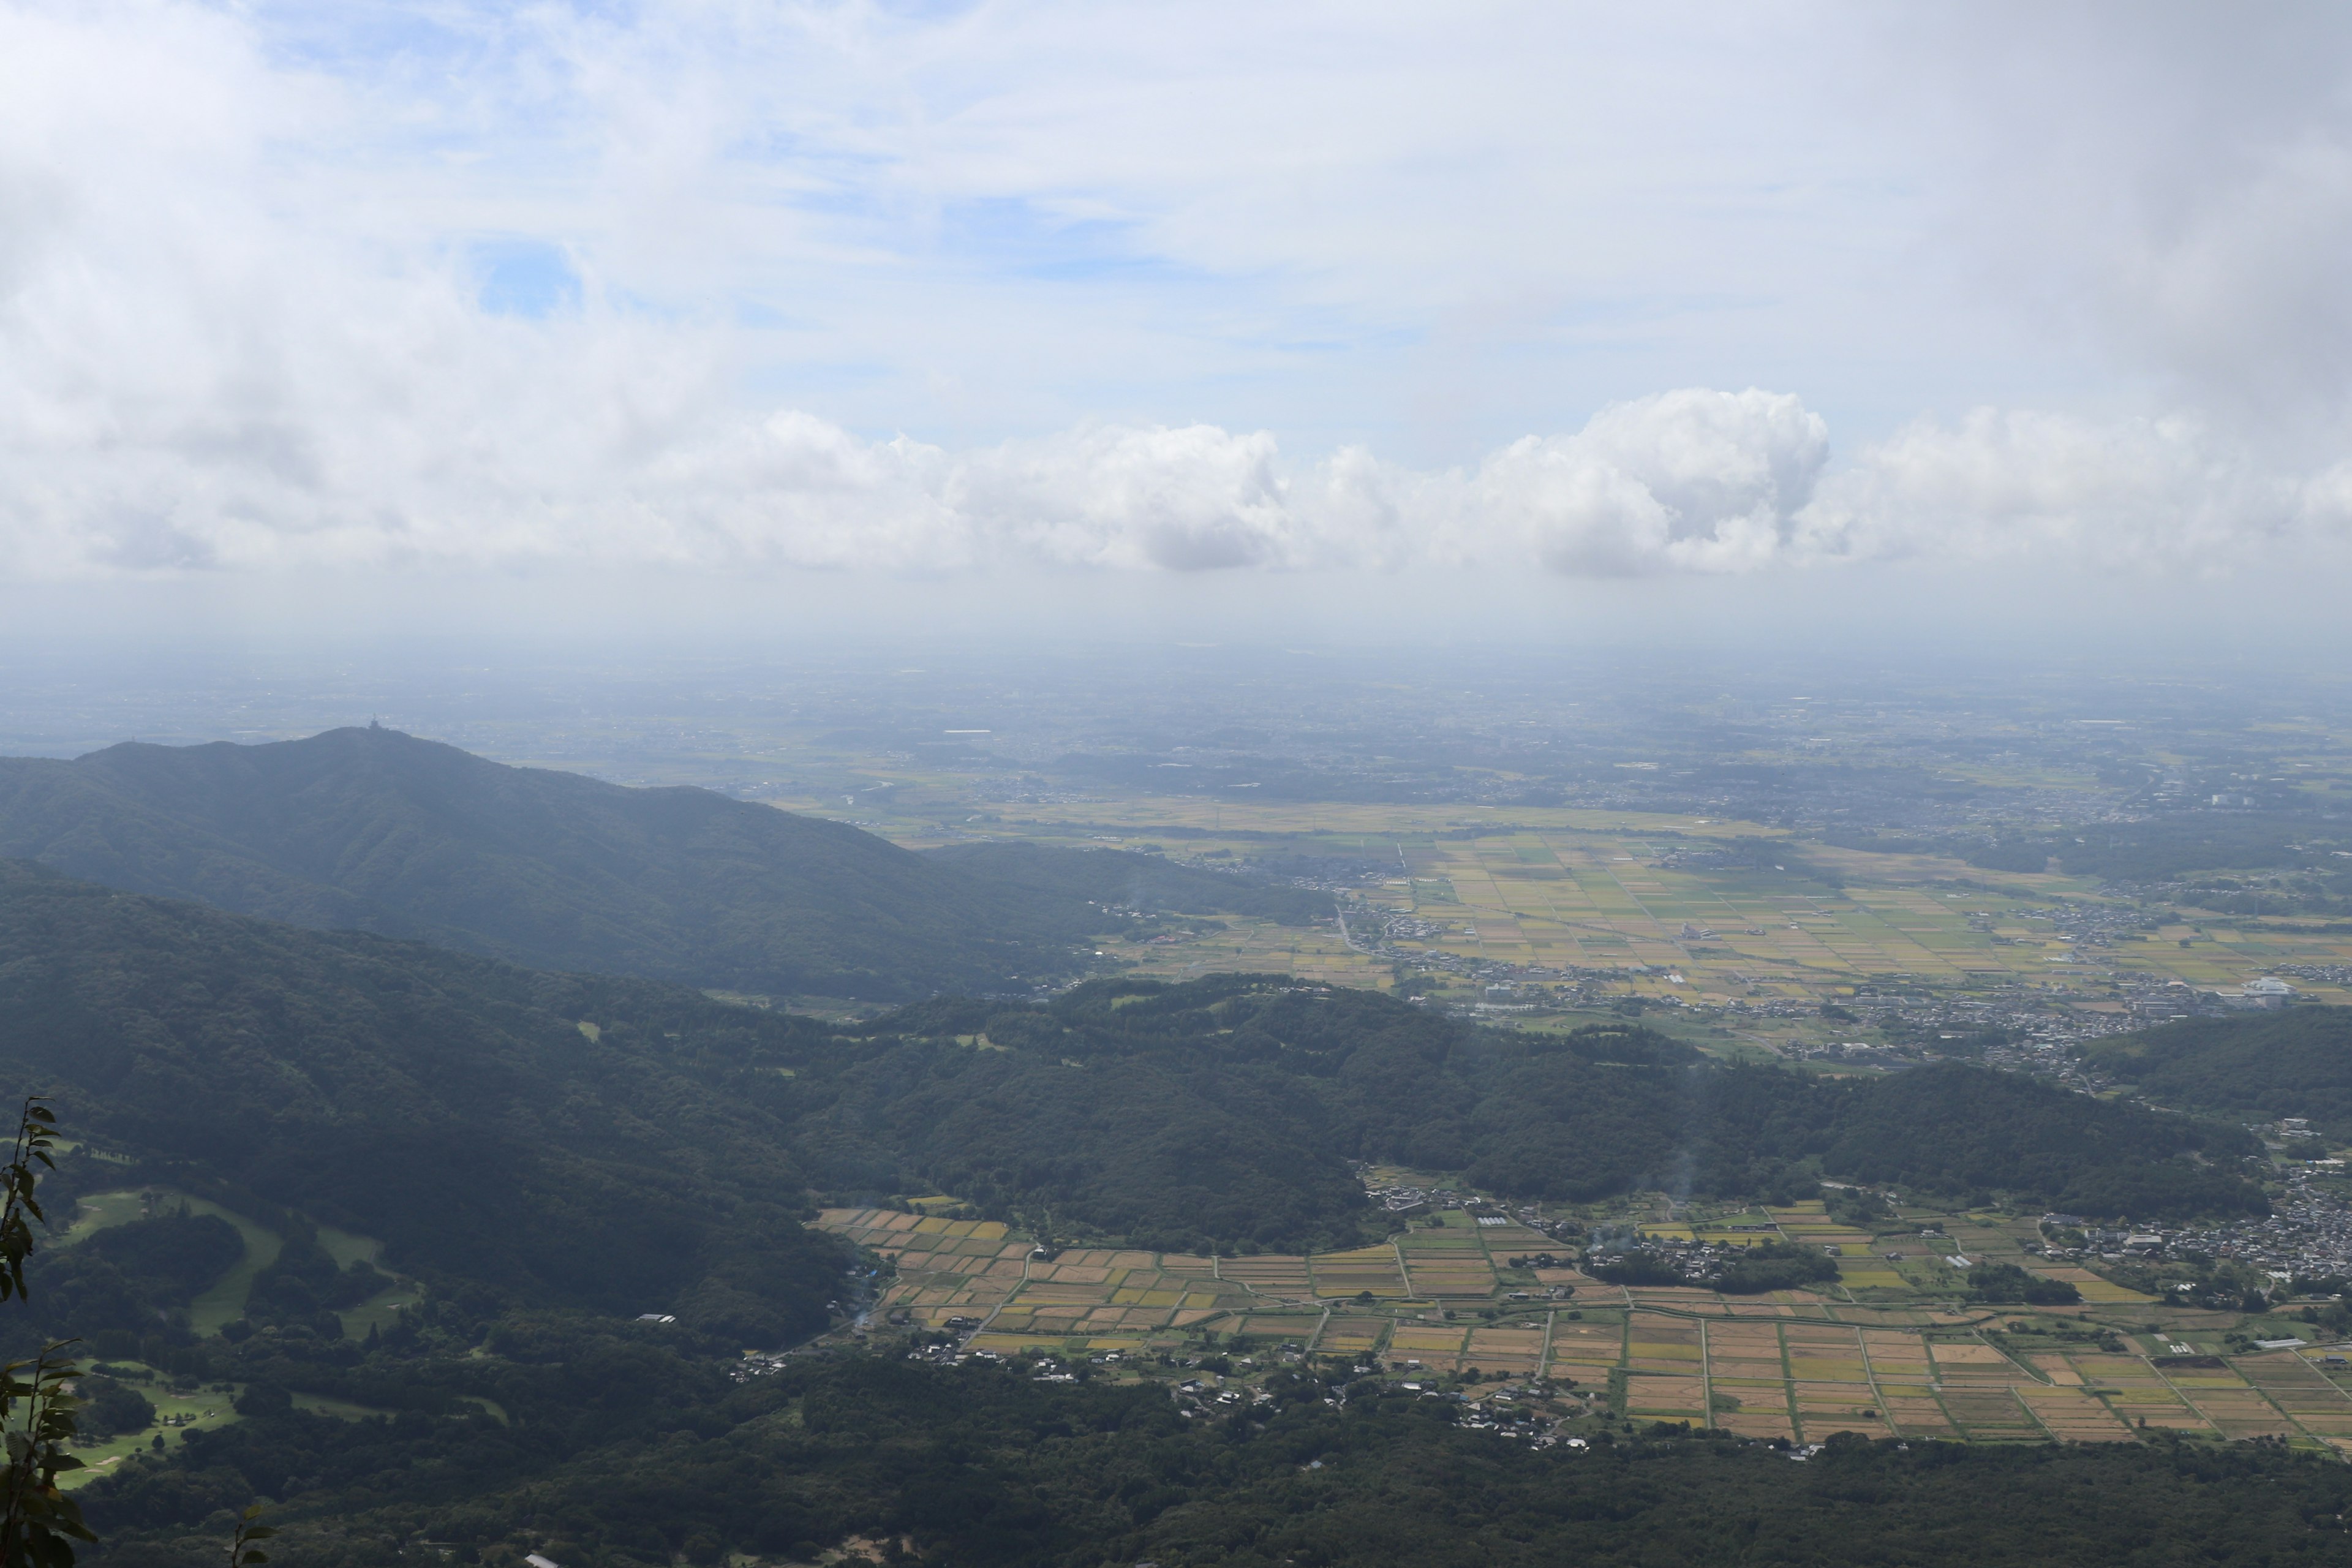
65,1187,416,1340
57,1370,244,1491
66,1188,284,1335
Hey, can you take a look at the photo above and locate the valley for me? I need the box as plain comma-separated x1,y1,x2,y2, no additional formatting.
15,4,2352,1557
0,700,2343,1567
818,1179,2352,1453
48,1189,424,1487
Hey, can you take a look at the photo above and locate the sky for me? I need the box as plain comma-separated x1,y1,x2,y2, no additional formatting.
4,1,2352,635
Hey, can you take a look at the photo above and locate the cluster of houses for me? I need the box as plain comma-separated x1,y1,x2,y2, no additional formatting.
1362,1175,1450,1216
2162,1166,2352,1285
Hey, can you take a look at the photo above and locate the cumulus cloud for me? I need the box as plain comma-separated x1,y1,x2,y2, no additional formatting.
18,357,2349,581
1796,411,2302,568
959,425,1297,571
5,1,2352,586
1466,390,1830,575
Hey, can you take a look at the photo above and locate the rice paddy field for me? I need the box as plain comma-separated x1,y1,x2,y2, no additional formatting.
784,791,2352,1007
816,1199,2352,1454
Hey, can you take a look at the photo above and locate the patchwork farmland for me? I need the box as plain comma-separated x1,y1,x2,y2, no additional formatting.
815,1199,2352,1454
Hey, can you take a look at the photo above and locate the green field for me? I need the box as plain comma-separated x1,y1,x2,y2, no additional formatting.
64,1189,285,1336
51,1187,423,1490
56,1376,462,1491
739,775,2352,1009
62,1188,415,1340
56,1371,243,1490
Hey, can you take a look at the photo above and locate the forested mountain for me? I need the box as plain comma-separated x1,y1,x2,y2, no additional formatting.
19,1209,247,1364
0,859,847,1348
0,727,1319,1000
0,865,2304,1568
85,1355,2352,1568
782,978,2269,1247
0,858,2266,1321
2078,1007,2352,1137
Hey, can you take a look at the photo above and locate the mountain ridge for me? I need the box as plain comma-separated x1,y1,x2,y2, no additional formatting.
0,726,1315,1001
0,857,848,1347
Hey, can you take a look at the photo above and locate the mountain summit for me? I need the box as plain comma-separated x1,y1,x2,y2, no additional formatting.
0,726,1276,1000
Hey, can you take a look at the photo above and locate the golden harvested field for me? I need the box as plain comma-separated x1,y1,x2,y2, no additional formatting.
815,1201,2352,1452
800,790,2352,1005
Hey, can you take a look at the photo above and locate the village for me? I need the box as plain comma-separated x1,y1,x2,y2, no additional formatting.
804,1142,2352,1455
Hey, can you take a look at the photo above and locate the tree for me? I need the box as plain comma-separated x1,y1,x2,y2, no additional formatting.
0,1096,96,1568
227,1504,274,1568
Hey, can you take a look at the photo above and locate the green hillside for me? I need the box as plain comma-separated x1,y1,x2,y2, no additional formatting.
0,727,1317,1000
777,978,2269,1249
2078,1006,2352,1137
0,859,848,1347
0,870,2307,1568
85,1359,2352,1568
0,856,2265,1312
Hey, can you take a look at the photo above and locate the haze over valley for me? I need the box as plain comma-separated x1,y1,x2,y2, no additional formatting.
6,4,2352,1566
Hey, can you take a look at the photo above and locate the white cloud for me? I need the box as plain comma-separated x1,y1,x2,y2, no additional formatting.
1466,390,1829,576
958,424,1295,571
4,1,2352,588
1795,411,2309,569
1869,6,2352,432
24,364,2350,582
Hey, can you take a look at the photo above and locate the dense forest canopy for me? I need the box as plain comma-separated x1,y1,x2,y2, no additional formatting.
790,976,2269,1244
78,1351,2352,1568
3,1210,246,1363
0,861,2315,1568
0,728,1318,1001
2078,1007,2352,1138
0,858,2269,1343
0,860,848,1346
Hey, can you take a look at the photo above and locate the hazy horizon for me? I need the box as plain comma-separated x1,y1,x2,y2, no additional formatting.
9,7,2352,1545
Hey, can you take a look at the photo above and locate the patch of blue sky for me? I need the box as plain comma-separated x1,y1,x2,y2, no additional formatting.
473,239,580,318
930,198,1177,285
725,127,896,196
248,1,488,77
734,299,820,332
1242,336,1362,358
596,286,703,325
865,0,986,21
1012,251,1195,287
